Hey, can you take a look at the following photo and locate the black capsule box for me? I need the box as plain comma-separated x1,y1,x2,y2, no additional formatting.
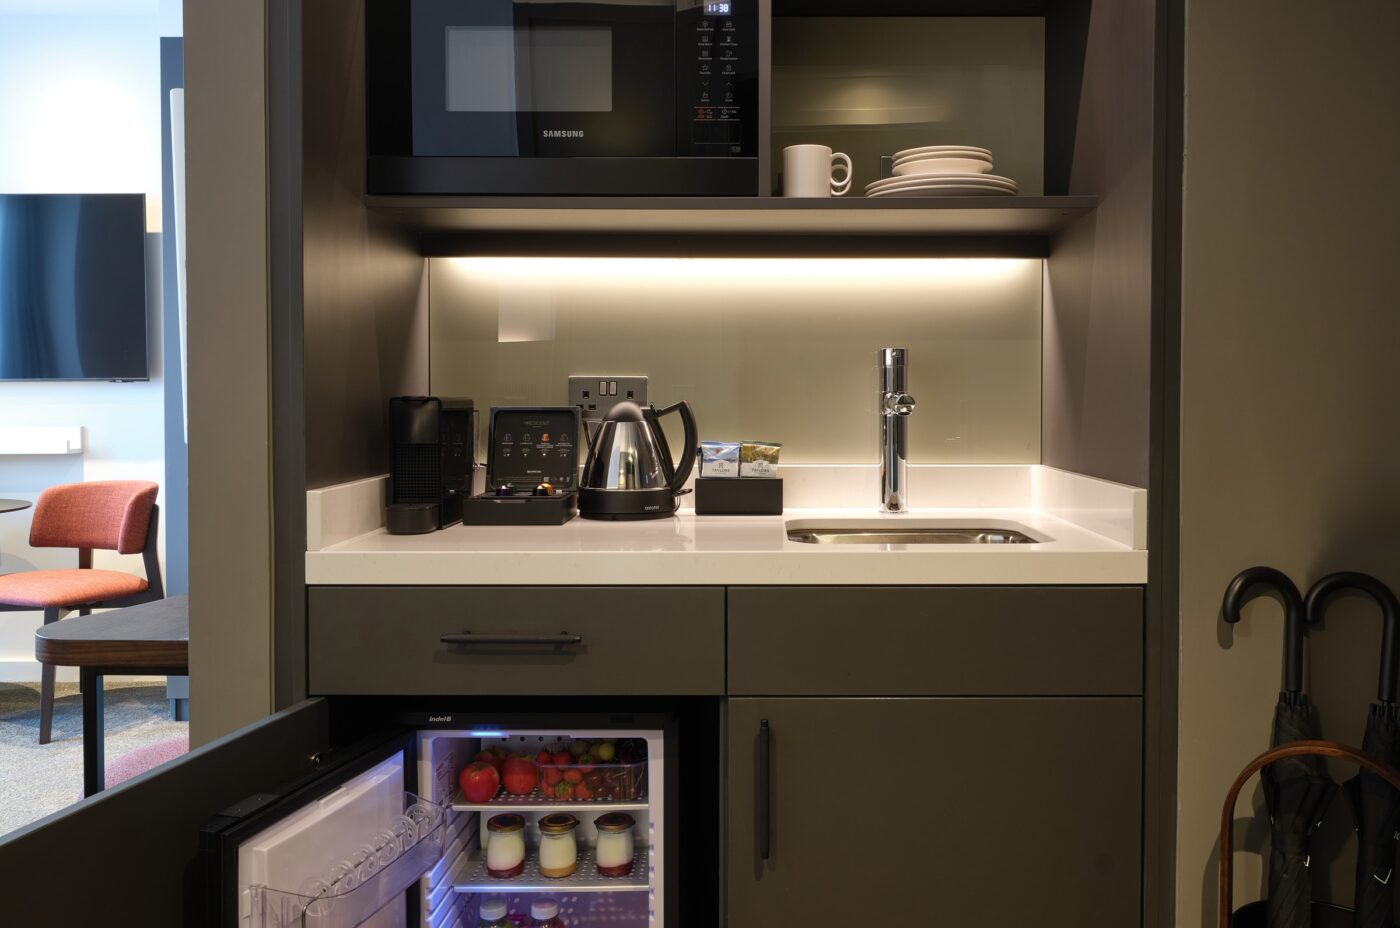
694,477,783,516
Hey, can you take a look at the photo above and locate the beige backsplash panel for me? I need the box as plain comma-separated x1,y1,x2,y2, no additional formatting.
430,257,1042,464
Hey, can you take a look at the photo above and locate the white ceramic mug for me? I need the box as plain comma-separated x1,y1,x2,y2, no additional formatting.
782,144,852,197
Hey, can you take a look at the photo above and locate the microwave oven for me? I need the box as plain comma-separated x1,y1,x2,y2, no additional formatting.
367,0,761,196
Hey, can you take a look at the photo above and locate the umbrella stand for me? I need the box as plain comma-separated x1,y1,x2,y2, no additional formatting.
1304,572,1400,928
1219,741,1400,928
1224,566,1334,928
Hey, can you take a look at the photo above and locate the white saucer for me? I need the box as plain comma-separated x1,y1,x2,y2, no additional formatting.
892,149,993,163
868,184,1016,198
892,157,994,176
892,145,993,160
866,173,1018,195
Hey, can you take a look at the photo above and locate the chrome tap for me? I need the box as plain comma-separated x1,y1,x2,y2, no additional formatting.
879,348,916,512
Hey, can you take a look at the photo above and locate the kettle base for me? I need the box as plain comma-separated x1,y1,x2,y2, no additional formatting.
578,486,679,520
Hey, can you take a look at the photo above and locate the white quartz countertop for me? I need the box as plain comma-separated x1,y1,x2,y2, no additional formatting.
305,506,1146,586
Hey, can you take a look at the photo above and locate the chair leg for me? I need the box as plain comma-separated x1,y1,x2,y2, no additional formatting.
39,663,55,744
38,607,63,745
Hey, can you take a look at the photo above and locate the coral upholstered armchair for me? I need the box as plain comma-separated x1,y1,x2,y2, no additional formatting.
0,481,163,743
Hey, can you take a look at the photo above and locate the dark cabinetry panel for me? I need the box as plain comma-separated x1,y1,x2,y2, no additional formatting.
725,697,1143,927
728,586,1143,696
309,586,725,695
0,700,331,926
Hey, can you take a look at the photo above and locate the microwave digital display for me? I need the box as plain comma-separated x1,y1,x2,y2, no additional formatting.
704,1,732,13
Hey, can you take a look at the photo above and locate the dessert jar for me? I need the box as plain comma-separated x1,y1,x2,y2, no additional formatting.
593,812,636,877
537,813,580,878
485,813,527,878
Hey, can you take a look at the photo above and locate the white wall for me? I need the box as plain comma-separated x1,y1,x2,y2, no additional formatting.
0,0,181,680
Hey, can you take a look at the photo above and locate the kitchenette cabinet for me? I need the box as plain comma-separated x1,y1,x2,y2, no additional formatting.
727,586,1143,695
725,697,1143,927
308,586,726,696
0,584,1145,927
724,586,1144,927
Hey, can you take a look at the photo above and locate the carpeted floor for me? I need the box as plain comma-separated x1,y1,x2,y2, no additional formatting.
0,681,188,837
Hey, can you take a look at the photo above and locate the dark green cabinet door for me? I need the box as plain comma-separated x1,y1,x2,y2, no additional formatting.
726,698,1143,927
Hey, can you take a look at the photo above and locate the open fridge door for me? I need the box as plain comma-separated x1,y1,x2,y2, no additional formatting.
203,732,450,928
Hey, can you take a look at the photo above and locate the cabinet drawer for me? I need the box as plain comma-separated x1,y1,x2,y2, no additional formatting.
726,697,1142,926
728,586,1142,696
309,586,724,695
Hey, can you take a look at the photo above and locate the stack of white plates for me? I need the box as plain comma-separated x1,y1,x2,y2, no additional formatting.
865,146,1018,198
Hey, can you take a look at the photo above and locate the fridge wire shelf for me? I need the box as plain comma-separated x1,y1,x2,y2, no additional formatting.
454,845,651,894
456,759,648,810
249,791,450,928
451,789,649,813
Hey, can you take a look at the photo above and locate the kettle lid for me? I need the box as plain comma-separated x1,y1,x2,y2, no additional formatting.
603,401,647,422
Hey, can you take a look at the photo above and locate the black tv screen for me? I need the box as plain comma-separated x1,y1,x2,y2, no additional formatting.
0,193,149,381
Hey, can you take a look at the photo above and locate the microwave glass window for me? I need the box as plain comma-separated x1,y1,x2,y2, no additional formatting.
445,26,613,113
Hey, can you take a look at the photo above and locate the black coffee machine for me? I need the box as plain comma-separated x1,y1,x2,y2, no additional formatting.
387,396,476,533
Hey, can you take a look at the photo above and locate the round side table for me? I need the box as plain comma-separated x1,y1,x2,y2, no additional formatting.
0,498,32,572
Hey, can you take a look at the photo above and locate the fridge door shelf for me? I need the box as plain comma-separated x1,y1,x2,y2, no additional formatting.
451,789,649,813
453,845,651,894
249,792,449,928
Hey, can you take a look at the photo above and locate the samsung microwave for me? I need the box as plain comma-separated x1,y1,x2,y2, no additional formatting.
366,0,761,196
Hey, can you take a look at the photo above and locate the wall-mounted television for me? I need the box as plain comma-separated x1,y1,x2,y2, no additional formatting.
0,193,149,381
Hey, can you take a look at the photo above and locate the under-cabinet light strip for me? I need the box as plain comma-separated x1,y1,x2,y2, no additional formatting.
445,256,1030,283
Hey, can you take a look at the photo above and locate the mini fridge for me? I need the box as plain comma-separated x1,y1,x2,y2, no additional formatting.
198,709,690,928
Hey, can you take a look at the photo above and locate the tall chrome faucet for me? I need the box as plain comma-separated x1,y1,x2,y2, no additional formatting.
879,348,916,513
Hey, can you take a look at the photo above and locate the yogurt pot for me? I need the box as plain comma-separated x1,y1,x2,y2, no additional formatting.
593,812,636,877
485,813,526,878
537,813,579,878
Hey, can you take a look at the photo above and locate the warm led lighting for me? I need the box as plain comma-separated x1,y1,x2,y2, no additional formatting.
447,256,1030,284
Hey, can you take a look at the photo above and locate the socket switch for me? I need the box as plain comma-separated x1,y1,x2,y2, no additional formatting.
569,375,649,421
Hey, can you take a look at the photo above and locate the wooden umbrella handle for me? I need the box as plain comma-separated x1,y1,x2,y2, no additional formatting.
1218,739,1400,927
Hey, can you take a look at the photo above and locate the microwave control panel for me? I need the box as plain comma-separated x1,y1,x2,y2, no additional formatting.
677,0,758,156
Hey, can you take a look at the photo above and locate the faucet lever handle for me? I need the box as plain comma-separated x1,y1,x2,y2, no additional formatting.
883,392,917,416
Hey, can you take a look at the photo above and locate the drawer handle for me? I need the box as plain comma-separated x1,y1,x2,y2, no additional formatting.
757,718,771,860
439,631,583,646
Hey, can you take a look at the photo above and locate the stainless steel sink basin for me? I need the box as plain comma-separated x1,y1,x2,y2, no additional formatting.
786,524,1040,546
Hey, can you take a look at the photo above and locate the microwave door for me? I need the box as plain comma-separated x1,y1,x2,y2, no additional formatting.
411,0,675,158
201,730,442,928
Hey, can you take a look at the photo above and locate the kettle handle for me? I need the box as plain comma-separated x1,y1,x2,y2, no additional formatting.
654,400,698,493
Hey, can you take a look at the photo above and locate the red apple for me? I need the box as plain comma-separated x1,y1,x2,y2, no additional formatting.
458,761,500,803
552,750,572,766
536,749,554,765
502,756,539,796
474,748,507,775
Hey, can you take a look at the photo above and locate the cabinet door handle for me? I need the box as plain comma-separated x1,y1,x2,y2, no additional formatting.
757,718,771,860
439,631,583,646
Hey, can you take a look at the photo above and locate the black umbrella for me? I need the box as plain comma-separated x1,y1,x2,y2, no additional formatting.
1225,566,1337,928
1304,572,1400,928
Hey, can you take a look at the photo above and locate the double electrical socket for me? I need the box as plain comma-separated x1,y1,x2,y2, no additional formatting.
569,375,649,421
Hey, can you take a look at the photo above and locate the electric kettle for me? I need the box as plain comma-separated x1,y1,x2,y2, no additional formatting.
579,400,698,520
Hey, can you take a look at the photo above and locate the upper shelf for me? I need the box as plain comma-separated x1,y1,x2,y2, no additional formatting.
365,195,1096,256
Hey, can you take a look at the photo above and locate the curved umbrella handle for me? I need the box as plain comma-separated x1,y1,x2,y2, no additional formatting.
1222,566,1307,695
1219,740,1400,928
1304,571,1400,704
